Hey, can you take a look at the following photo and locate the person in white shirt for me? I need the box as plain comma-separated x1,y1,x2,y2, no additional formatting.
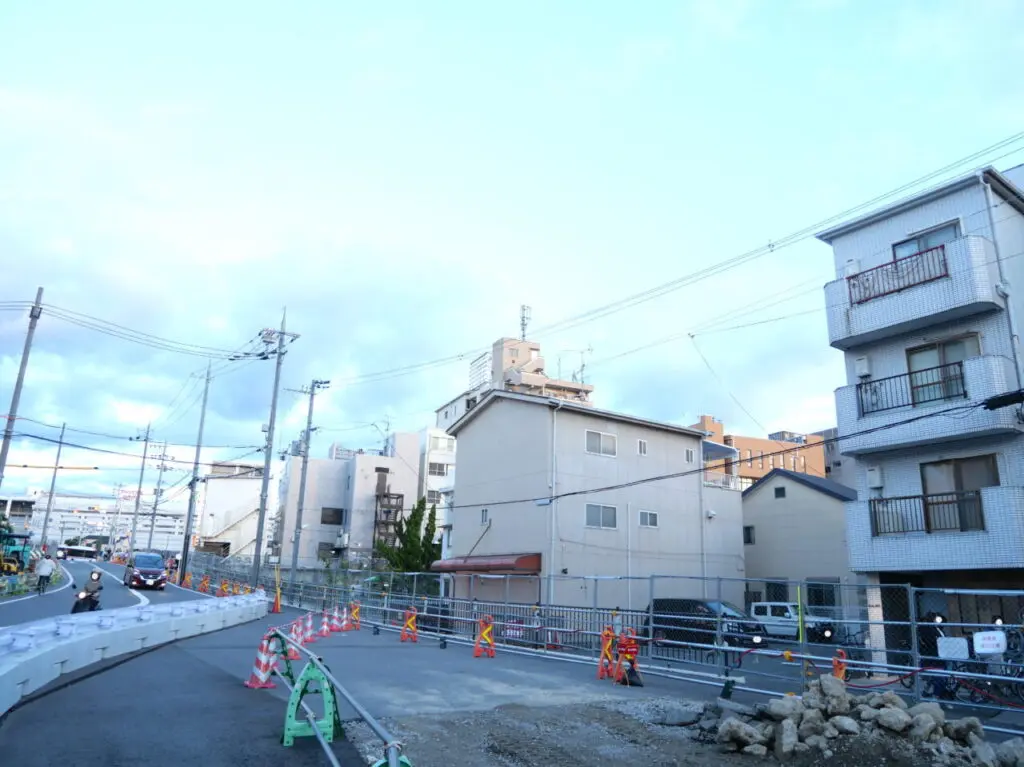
35,554,56,593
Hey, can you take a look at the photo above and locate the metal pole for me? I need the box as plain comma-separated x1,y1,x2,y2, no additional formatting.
146,443,169,550
290,381,319,583
38,422,65,551
0,287,44,492
251,311,288,588
127,424,151,560
179,363,211,582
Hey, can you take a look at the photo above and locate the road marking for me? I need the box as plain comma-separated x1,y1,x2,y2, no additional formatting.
93,562,150,607
0,564,75,607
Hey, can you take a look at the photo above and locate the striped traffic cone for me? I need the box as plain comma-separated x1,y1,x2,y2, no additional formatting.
243,633,278,689
318,611,331,638
340,608,353,632
329,606,343,632
286,622,302,659
304,612,317,644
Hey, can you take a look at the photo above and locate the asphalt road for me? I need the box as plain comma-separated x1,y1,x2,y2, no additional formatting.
0,560,209,628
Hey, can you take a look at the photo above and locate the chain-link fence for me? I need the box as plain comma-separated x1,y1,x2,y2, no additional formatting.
182,553,1024,727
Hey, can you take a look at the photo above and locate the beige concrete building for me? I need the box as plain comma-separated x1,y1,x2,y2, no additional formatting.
740,469,859,613
434,391,744,609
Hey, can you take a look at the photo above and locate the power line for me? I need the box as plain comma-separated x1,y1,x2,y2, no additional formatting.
10,431,265,468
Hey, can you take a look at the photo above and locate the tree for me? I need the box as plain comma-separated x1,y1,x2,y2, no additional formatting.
376,497,442,574
0,515,11,536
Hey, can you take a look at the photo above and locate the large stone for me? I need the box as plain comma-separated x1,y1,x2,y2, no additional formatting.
804,734,827,751
865,692,886,708
945,717,984,744
908,701,946,726
655,703,703,727
819,674,847,700
854,704,878,722
766,697,805,722
774,719,799,761
995,737,1024,767
717,718,765,748
798,709,826,740
742,744,769,757
908,712,937,742
829,715,860,736
973,742,999,767
880,691,908,710
876,706,913,733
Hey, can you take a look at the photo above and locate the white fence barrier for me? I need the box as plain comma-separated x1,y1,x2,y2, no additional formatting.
0,591,268,715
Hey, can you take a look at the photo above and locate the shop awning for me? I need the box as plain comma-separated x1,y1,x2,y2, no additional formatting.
429,553,542,574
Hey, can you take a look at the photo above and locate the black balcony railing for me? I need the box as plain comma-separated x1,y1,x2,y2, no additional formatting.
857,361,967,415
847,244,949,305
869,491,985,536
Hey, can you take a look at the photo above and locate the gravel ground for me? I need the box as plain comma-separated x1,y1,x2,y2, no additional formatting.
341,695,939,766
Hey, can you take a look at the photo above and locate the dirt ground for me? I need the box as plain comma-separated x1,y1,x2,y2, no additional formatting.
343,696,939,767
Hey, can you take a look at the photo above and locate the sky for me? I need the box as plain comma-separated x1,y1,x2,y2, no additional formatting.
1,0,1024,505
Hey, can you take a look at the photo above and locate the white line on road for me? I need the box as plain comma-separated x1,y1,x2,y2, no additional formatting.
94,562,150,606
0,564,75,607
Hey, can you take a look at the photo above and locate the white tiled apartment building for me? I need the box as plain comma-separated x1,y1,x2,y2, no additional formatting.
817,164,1024,596
435,390,743,609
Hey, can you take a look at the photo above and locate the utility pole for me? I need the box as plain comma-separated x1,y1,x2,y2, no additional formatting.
179,363,211,582
288,379,330,584
250,312,299,587
127,424,151,561
109,484,123,551
38,422,65,552
146,443,172,550
0,287,44,492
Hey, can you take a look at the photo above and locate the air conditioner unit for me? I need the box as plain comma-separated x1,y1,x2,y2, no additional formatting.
854,356,871,379
335,532,350,548
866,466,884,488
844,259,860,277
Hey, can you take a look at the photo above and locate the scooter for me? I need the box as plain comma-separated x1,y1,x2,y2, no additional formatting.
70,588,101,614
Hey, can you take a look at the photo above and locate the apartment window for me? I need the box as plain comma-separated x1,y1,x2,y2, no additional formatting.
427,490,442,505
638,439,648,456
800,456,806,470
317,542,334,557
428,462,449,476
585,503,617,529
430,435,455,452
585,430,617,457
893,221,960,260
320,507,346,525
639,510,658,528
769,455,775,468
510,348,519,358
906,335,977,405
920,454,997,531
759,451,764,469
766,581,789,601
774,486,786,499
743,526,755,545
747,449,753,468
480,508,489,525
685,448,695,464
791,455,797,470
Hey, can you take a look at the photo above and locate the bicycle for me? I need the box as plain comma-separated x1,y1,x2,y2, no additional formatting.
36,574,51,596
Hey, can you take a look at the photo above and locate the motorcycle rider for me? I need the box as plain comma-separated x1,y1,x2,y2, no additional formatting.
72,569,104,609
35,554,56,593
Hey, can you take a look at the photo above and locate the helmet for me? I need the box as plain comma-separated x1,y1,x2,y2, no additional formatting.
90,570,102,580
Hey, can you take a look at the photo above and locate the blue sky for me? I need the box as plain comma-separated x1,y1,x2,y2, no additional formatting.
1,0,1023,502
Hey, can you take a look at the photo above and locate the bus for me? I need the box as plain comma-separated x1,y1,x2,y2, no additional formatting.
56,545,99,562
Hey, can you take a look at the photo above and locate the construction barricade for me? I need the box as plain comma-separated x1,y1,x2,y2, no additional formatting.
612,628,643,687
349,600,361,630
474,615,496,658
597,626,616,680
401,607,418,643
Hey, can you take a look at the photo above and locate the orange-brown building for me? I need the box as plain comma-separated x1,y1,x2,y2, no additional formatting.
690,415,826,490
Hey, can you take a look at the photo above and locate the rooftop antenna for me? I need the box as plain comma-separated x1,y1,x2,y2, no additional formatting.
520,305,532,341
577,345,594,384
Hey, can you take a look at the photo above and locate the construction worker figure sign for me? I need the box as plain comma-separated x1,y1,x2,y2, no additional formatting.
474,615,496,658
400,607,419,643
613,628,644,687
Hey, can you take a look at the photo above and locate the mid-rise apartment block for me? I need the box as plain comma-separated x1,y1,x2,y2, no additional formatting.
817,164,1024,593
691,415,826,490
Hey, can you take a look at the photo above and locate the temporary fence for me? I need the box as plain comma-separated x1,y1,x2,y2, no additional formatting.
186,553,1024,734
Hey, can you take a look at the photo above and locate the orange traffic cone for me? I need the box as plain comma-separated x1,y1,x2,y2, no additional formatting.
304,612,317,644
285,622,302,659
318,611,331,638
243,633,278,689
329,606,343,632
340,608,353,632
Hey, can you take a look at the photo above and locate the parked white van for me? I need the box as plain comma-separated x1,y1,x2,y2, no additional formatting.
749,602,835,643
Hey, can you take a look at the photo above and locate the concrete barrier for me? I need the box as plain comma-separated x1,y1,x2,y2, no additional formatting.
0,591,269,715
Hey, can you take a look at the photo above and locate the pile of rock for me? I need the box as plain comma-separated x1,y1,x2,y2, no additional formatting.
690,674,1024,766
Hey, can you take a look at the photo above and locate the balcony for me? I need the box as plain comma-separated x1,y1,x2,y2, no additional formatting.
824,236,1003,350
869,491,984,536
836,355,1022,456
703,471,741,491
846,485,1024,572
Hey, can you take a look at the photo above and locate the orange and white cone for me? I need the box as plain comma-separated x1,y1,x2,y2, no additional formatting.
340,608,353,632
304,612,317,644
329,606,343,632
243,633,278,689
286,622,302,659
318,611,331,638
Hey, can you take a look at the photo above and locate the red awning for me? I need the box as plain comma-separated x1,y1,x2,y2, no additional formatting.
429,553,542,574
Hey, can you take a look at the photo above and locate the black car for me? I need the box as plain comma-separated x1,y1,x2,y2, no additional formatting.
123,552,168,590
641,598,767,648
